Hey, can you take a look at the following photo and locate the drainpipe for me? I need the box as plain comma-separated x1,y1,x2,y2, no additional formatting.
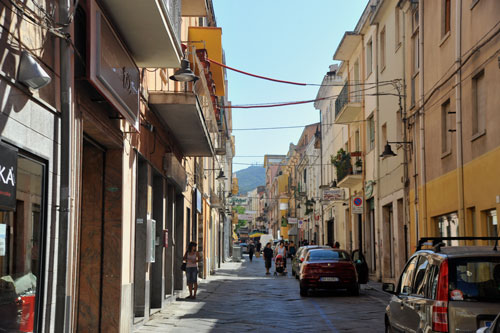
418,0,428,238
55,0,73,331
400,2,410,261
374,22,381,281
319,112,324,245
455,0,465,241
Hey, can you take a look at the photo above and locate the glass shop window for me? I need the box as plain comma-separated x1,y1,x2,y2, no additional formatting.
0,155,46,332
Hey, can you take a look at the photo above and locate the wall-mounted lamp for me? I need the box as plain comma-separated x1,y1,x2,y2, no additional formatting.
380,141,413,158
169,58,199,82
330,180,338,188
18,51,51,90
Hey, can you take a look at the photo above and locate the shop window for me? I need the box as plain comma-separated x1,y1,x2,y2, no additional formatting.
0,154,46,332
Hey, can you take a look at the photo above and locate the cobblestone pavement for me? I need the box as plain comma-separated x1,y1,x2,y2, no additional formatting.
134,255,391,332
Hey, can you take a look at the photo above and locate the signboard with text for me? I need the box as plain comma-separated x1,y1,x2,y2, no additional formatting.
322,189,344,201
0,142,17,211
89,0,140,131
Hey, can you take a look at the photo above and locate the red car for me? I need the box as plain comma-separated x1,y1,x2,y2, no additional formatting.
299,248,368,297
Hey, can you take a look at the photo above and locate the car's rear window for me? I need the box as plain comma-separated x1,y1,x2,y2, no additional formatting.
449,257,500,302
309,250,349,261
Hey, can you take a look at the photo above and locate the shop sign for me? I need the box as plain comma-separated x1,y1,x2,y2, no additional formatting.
322,189,344,201
287,218,298,224
238,214,254,221
89,0,140,131
365,180,375,199
0,142,17,211
279,203,288,211
230,197,248,206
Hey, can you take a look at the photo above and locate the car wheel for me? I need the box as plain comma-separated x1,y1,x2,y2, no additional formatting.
348,283,360,296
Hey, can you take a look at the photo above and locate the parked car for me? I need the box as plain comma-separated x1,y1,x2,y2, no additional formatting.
477,312,500,333
291,245,331,279
383,237,500,333
298,248,369,297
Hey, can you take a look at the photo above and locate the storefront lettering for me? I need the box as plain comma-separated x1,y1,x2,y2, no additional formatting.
0,166,15,186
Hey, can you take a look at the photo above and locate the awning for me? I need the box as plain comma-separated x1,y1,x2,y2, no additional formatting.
188,27,225,96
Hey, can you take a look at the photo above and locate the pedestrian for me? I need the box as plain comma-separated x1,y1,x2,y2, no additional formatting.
248,240,255,262
334,241,340,249
288,241,296,259
183,241,201,299
255,240,261,258
263,242,273,275
275,241,288,273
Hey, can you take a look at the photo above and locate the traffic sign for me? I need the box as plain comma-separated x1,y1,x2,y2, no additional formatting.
352,196,363,214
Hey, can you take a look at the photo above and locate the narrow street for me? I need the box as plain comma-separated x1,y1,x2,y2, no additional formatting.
135,255,391,332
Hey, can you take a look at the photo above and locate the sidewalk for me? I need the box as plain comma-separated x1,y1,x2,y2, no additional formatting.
134,259,245,332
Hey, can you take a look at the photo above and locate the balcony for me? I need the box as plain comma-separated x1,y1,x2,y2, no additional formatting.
182,0,209,16
336,156,363,189
147,48,219,156
334,81,362,123
100,0,182,67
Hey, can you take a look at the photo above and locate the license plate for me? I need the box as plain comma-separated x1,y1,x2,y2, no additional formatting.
320,277,339,282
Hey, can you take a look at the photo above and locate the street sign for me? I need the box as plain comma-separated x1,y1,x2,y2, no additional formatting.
352,196,363,214
298,220,304,229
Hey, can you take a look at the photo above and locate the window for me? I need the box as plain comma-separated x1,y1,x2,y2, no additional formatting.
486,209,497,246
472,70,486,136
398,256,418,295
303,169,307,184
412,33,419,74
395,7,401,48
443,0,451,35
380,27,386,70
436,212,459,246
413,256,429,296
368,116,375,151
382,123,387,146
366,38,373,76
441,99,451,154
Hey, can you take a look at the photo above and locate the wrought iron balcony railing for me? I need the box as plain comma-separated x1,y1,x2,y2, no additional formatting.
334,81,362,119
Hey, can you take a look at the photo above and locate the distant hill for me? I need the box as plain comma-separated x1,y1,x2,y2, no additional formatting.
235,165,265,195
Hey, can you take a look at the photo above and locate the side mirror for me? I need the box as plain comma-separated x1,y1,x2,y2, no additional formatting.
355,259,362,264
382,283,396,294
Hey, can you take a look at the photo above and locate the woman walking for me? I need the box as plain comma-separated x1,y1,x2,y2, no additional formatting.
275,241,288,273
183,241,201,299
263,242,273,275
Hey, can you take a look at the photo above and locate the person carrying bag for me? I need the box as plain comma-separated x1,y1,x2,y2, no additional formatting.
182,241,201,299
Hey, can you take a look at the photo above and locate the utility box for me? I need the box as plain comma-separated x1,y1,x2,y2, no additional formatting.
146,219,156,263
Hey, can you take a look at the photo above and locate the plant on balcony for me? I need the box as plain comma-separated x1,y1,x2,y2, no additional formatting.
305,207,313,215
331,148,352,182
355,159,362,174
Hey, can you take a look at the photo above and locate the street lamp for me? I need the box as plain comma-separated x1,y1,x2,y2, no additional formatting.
169,58,199,82
380,141,413,158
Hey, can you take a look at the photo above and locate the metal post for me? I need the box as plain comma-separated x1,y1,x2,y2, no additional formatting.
55,0,72,331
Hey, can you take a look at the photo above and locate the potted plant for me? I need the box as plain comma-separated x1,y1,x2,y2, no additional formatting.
331,148,352,181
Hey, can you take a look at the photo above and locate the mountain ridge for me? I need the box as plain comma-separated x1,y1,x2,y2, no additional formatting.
235,165,265,195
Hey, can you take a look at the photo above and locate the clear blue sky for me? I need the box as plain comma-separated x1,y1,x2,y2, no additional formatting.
212,1,368,172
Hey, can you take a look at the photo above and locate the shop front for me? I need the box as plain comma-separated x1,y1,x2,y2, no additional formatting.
0,142,47,332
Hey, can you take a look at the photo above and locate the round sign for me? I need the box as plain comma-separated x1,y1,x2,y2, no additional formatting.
353,197,363,206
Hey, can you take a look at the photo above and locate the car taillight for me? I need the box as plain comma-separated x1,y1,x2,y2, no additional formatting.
303,264,321,274
432,260,449,332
